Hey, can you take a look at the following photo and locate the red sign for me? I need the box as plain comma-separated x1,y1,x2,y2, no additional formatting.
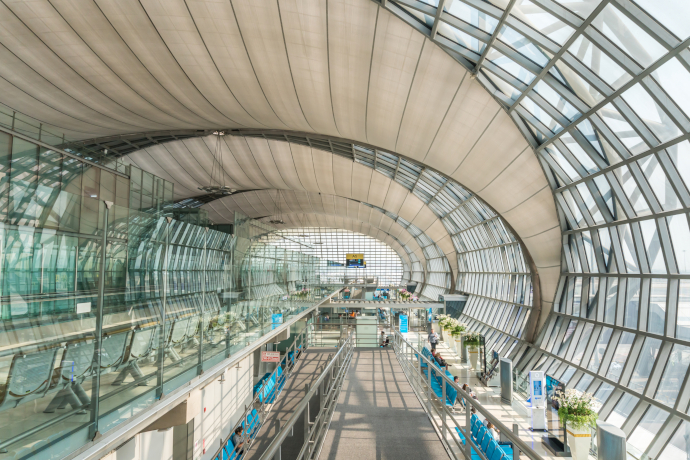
261,351,281,362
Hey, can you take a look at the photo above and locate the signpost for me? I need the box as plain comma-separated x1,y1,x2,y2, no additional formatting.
261,351,281,362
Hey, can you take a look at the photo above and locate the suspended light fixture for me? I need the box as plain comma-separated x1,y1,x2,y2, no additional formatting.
198,131,236,195
269,189,285,225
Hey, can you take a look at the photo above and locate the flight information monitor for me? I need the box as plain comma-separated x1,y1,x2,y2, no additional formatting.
346,253,365,268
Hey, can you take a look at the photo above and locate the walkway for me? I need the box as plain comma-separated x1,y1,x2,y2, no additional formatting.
245,349,335,460
319,349,450,460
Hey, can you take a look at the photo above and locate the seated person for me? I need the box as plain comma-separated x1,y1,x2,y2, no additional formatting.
380,332,390,347
487,422,499,440
435,354,448,368
231,426,244,454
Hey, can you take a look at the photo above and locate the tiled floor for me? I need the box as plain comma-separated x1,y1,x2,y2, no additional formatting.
429,337,565,460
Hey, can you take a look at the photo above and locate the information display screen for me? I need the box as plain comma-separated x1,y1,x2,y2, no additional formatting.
346,253,365,268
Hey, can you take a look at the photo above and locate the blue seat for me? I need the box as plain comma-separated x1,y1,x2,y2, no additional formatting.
454,427,482,460
485,438,496,456
498,442,514,460
481,431,492,452
476,426,487,445
471,422,480,440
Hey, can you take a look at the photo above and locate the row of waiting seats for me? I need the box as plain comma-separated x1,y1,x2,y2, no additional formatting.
217,345,304,460
416,346,457,407
454,413,514,460
216,408,262,460
0,301,232,417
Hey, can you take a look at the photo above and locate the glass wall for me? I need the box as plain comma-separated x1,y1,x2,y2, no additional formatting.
377,0,690,456
0,132,329,460
257,227,404,286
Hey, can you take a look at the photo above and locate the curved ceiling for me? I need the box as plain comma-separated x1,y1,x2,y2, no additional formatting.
0,0,557,312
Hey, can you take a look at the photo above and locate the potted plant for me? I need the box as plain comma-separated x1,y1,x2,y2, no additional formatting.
437,314,451,342
463,331,481,370
555,389,597,460
452,322,466,356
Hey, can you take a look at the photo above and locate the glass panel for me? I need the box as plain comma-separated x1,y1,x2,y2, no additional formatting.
511,0,575,44
568,34,632,89
621,84,682,144
629,406,670,457
655,344,690,407
668,215,690,274
606,331,635,382
628,337,661,393
593,4,666,68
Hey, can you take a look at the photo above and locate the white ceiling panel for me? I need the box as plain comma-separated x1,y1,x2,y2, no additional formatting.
243,138,290,189
365,9,425,150
279,0,339,136
230,0,312,131
265,140,305,190
327,0,377,140
290,144,320,192
423,77,499,172
396,44,466,160
311,148,337,195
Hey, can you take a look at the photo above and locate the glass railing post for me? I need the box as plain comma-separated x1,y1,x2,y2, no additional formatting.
442,377,447,440
465,400,472,459
156,217,172,399
198,227,207,374
88,200,111,440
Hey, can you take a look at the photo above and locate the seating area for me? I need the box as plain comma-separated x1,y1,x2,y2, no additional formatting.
216,408,261,460
252,366,287,404
453,414,514,460
416,347,457,407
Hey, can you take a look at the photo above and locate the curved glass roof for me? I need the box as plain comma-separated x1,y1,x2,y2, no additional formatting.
380,1,690,457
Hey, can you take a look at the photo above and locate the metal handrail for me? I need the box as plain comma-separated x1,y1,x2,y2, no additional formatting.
257,332,355,460
207,326,310,460
392,331,543,460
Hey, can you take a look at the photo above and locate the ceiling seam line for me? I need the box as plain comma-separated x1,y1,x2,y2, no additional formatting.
421,70,468,163
500,184,548,214
476,145,531,193
262,137,293,190
181,0,271,129
5,0,200,129
192,136,240,188
226,1,291,130
0,75,123,136
275,0,317,132
164,140,219,192
0,35,168,133
240,136,273,187
286,141,308,192
522,224,560,239
364,5,381,143
217,136,259,189
394,38,427,151
134,0,248,128
324,0,342,137
140,147,196,195
449,108,502,177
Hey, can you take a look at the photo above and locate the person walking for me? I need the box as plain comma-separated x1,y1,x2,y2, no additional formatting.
428,328,440,351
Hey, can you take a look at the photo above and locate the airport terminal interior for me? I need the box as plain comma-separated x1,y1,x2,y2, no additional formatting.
0,0,689,459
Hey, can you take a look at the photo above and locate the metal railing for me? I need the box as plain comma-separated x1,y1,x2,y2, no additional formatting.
208,326,311,460
256,332,355,460
392,331,543,460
